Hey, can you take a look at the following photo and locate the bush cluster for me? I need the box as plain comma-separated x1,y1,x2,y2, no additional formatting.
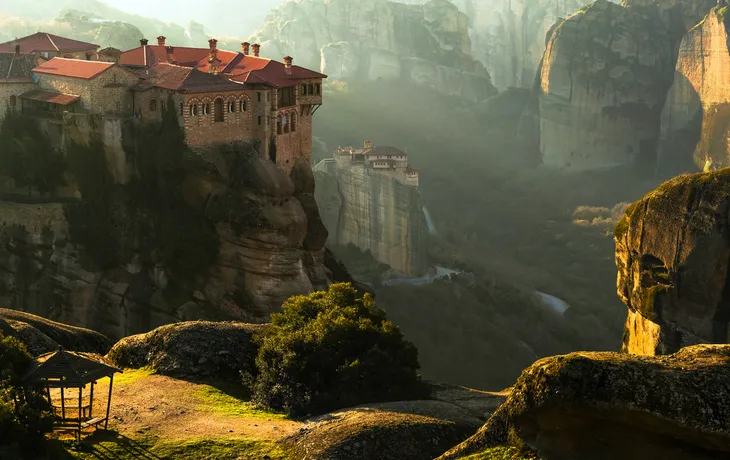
249,282,427,417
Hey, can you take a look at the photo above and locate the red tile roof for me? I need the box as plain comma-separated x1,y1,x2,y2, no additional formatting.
0,32,99,54
120,44,327,88
137,63,246,94
20,89,80,105
33,58,114,80
365,146,407,157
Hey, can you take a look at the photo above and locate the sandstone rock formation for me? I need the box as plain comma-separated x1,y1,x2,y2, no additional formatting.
659,6,730,174
439,344,730,460
528,0,714,172
314,161,429,276
615,169,730,355
0,308,111,355
108,321,265,382
248,0,496,101
0,145,338,340
282,400,484,460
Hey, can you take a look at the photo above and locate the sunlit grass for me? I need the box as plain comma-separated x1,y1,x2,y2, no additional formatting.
194,384,288,420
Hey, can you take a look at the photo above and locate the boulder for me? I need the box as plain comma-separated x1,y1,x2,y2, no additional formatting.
439,345,730,460
107,321,266,382
0,308,112,355
281,400,484,460
615,169,730,355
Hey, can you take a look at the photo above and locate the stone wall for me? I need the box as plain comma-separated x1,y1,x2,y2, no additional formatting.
38,65,137,114
0,82,35,122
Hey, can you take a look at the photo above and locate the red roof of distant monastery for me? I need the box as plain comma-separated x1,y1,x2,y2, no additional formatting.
120,44,326,88
0,32,99,54
33,58,116,80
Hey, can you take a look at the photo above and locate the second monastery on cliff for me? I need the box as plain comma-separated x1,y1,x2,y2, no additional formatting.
0,33,325,173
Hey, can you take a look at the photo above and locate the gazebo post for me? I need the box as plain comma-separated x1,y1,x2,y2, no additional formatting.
77,386,83,442
60,386,65,420
45,386,51,405
89,381,94,419
104,374,114,430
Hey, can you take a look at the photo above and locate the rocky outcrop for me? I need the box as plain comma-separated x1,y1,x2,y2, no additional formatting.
282,400,483,460
107,321,265,382
248,0,496,101
615,169,730,355
0,144,338,340
659,7,730,174
0,308,111,355
439,344,730,460
529,0,714,172
314,162,429,276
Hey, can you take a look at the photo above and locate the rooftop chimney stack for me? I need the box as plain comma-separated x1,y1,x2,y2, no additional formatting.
140,38,149,46
157,36,166,46
283,56,293,74
252,43,260,57
208,38,218,50
166,46,174,63
241,42,250,55
14,44,20,58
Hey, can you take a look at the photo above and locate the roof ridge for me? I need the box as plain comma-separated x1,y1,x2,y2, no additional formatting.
45,33,59,52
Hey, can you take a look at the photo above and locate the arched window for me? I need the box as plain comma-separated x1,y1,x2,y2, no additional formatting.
179,102,184,116
240,100,247,112
276,114,282,134
291,112,297,132
283,113,289,133
202,103,210,115
150,99,157,111
301,84,307,96
228,101,236,113
214,98,224,122
190,104,198,116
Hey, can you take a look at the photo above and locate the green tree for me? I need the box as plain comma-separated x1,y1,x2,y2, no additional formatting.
250,283,427,417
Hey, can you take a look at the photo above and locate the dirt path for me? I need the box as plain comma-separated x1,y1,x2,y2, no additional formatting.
52,370,302,443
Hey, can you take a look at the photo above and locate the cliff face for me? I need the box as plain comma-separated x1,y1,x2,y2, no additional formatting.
248,0,496,101
614,169,730,356
660,7,730,174
0,142,333,340
314,164,429,276
527,0,714,172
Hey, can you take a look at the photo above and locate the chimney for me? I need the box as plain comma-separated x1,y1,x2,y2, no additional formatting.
252,43,260,57
157,36,166,46
208,38,218,50
140,38,149,46
14,44,20,58
166,46,174,63
241,42,250,55
283,56,293,69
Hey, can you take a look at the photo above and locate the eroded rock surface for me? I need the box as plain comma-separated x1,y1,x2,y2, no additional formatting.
107,321,265,382
530,0,713,172
439,345,730,460
282,400,483,460
615,169,730,355
248,0,496,101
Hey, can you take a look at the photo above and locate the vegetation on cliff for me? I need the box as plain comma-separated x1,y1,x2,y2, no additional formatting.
249,282,427,417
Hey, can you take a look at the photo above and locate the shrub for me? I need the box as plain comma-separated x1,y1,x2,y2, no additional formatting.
250,283,427,417
0,333,53,448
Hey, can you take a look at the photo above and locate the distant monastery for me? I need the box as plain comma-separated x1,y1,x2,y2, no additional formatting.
0,32,326,173
317,141,419,187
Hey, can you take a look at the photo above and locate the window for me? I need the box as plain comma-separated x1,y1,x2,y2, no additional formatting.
257,92,261,102
277,115,282,134
149,99,157,111
228,101,236,113
240,100,248,112
179,102,184,116
258,115,262,125
190,104,198,116
203,103,210,115
214,98,224,122
308,84,314,95
161,100,166,113
278,86,296,108
9,95,16,107
302,84,307,96
291,112,297,132
316,83,321,95
283,114,289,133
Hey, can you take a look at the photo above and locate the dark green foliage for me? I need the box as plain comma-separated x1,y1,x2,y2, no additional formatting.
65,95,219,280
0,332,53,448
250,283,426,417
0,110,65,195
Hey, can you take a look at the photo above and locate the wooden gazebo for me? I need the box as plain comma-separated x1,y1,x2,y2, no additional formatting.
22,347,122,440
